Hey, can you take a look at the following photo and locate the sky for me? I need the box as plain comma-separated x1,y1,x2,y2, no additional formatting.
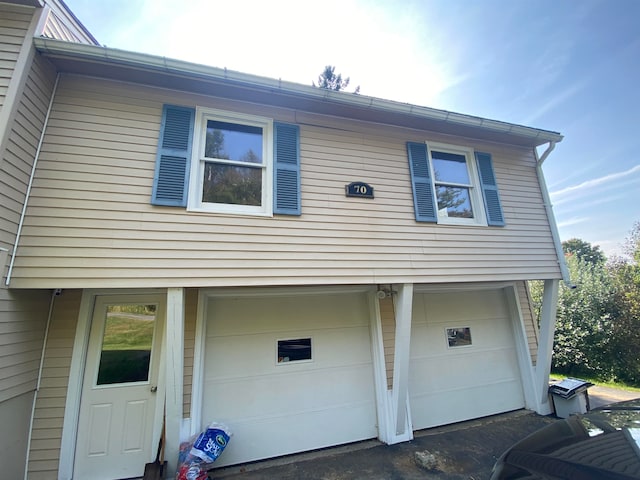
63,0,640,258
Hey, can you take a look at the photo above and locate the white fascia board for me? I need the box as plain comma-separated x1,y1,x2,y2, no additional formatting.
33,38,564,146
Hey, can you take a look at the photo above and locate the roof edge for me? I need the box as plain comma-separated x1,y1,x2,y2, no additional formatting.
33,37,563,146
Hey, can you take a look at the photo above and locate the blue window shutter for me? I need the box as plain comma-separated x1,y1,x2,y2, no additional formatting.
151,105,195,207
407,142,437,222
273,122,301,215
475,152,505,226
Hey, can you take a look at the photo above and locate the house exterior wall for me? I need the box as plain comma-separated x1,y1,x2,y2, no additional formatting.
26,288,80,479
0,3,33,111
518,280,539,363
0,389,35,480
0,288,49,402
9,72,561,289
1,51,56,251
26,288,197,479
40,0,99,45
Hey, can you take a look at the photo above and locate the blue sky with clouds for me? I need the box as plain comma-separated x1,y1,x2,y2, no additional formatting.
63,0,640,257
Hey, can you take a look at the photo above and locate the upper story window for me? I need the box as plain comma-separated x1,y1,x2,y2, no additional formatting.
189,109,273,215
429,144,484,225
407,141,505,227
151,104,301,216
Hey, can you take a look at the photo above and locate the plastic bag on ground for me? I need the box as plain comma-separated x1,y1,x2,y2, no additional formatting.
176,422,232,480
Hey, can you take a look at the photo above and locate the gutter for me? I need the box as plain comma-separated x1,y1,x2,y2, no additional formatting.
5,73,60,286
32,38,563,147
535,142,574,287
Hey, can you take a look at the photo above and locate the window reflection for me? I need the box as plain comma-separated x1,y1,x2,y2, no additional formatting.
447,327,472,348
96,304,156,385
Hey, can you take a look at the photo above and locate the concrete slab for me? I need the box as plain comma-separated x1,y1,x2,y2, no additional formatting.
208,410,557,480
201,386,639,479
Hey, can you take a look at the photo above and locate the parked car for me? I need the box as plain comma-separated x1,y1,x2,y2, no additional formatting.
491,399,640,479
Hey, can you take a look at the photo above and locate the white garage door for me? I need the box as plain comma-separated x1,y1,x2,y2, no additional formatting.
202,292,378,467
409,289,525,430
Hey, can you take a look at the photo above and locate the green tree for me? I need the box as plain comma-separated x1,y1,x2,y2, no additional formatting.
607,222,640,384
530,230,640,386
313,65,360,93
551,253,617,378
562,238,606,265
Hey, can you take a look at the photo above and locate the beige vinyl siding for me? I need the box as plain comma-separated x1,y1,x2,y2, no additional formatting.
379,296,395,389
0,4,32,110
41,3,97,45
27,288,81,479
0,288,49,402
11,74,561,288
25,287,197,477
42,11,84,43
518,281,539,364
0,390,36,479
1,51,56,251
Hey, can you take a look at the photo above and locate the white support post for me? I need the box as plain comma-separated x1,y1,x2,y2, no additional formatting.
389,283,413,441
165,287,185,476
503,285,538,411
535,279,559,414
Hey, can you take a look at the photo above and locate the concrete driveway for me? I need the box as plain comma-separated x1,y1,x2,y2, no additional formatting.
209,411,555,480
588,384,640,409
208,386,639,480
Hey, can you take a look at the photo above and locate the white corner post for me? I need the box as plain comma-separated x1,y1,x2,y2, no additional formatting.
388,283,413,442
165,288,185,476
502,285,538,411
534,279,559,415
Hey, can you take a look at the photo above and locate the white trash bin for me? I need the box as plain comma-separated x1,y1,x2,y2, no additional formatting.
548,377,593,419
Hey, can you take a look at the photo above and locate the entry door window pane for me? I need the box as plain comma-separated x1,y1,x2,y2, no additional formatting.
96,304,157,385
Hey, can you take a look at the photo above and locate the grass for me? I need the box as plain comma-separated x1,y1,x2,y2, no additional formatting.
103,314,154,351
549,372,640,392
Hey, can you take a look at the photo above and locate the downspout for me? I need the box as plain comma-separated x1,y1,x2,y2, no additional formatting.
23,288,61,480
5,73,60,286
535,142,574,288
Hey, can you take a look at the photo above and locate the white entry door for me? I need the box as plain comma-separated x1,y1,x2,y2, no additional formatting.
74,295,164,480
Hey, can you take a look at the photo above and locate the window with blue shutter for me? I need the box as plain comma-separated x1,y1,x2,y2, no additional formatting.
151,105,195,207
274,123,301,215
152,105,301,217
407,142,437,222
407,141,505,227
475,152,505,226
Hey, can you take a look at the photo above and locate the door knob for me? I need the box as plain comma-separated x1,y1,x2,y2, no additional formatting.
150,386,158,393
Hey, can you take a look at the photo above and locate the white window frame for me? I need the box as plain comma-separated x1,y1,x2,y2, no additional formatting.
427,142,487,226
188,107,274,216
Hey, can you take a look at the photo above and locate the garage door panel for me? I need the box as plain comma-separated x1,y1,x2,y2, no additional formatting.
420,290,508,322
205,364,375,421
411,320,515,358
202,293,377,466
409,290,525,431
205,335,276,379
217,399,377,466
206,326,372,381
410,349,520,392
314,326,372,366
410,379,524,428
207,295,368,337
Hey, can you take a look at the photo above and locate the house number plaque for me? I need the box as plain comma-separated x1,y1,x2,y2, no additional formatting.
345,182,374,199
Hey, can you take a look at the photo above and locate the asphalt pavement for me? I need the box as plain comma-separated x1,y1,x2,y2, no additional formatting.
208,385,639,480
